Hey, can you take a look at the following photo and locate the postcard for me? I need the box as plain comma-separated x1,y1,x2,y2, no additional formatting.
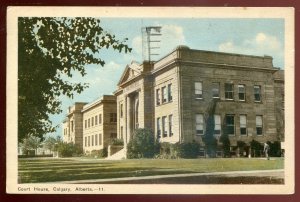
6,6,294,194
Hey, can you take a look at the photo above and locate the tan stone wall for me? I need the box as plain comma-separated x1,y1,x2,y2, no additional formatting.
153,66,180,143
82,104,104,153
179,63,279,146
82,97,117,153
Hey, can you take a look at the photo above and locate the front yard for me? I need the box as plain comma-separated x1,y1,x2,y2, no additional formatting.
18,157,284,183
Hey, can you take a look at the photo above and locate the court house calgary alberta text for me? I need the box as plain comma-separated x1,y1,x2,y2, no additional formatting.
62,45,284,159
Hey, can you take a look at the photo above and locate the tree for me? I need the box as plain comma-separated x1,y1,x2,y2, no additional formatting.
202,99,218,157
20,134,41,155
127,128,159,159
56,142,82,157
18,17,131,142
43,136,59,153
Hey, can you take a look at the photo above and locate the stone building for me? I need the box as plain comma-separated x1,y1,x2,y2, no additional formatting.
81,95,117,154
115,45,284,155
62,102,87,149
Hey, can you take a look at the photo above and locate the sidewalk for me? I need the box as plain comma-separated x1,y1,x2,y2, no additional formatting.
45,169,284,184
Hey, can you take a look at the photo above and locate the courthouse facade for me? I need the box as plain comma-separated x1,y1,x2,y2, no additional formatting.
63,45,284,156
115,45,284,151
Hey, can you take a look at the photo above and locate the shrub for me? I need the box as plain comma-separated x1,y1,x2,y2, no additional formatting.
57,142,82,157
158,141,200,159
127,128,159,159
177,141,200,158
90,148,108,158
268,141,281,157
202,135,218,157
220,134,230,157
250,139,263,157
111,138,124,146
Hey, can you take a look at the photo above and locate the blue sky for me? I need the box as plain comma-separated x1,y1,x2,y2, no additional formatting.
49,18,284,137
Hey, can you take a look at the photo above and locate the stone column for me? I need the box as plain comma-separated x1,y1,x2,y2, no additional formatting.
126,95,131,144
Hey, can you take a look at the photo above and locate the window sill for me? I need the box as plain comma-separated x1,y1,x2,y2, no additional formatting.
156,100,173,107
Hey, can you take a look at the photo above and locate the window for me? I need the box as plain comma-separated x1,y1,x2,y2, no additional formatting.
214,115,221,135
85,137,87,147
92,117,94,126
85,120,87,129
254,85,261,102
99,114,102,124
92,135,94,146
95,134,98,146
212,82,220,98
169,115,173,137
156,89,161,105
168,84,173,101
225,115,235,135
88,119,90,128
71,121,74,132
157,118,161,138
120,126,123,139
99,134,102,145
256,115,263,135
195,82,203,99
110,113,117,123
120,103,123,118
225,83,234,100
88,136,90,147
162,116,167,137
162,86,167,103
95,116,98,125
238,84,245,101
195,114,204,135
240,115,247,135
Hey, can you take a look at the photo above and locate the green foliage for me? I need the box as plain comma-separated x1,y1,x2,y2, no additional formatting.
127,128,159,159
111,138,124,146
90,148,108,158
19,134,41,155
250,139,263,157
176,141,200,159
219,134,230,157
43,136,59,152
268,141,282,157
57,142,82,157
202,99,218,157
158,141,200,159
18,17,131,142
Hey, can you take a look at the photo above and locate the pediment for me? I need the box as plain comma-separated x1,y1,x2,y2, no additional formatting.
117,61,142,85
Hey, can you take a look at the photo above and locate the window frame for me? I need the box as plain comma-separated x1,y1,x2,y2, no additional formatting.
225,114,235,135
214,114,221,135
195,82,203,99
156,88,161,105
99,114,102,124
254,85,262,102
168,84,173,102
162,116,168,137
240,115,247,135
157,117,161,138
225,83,234,100
195,114,204,136
256,115,263,135
238,84,246,101
212,82,220,98
169,114,173,137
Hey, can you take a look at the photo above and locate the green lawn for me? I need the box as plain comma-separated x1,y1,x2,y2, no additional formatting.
18,157,284,183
